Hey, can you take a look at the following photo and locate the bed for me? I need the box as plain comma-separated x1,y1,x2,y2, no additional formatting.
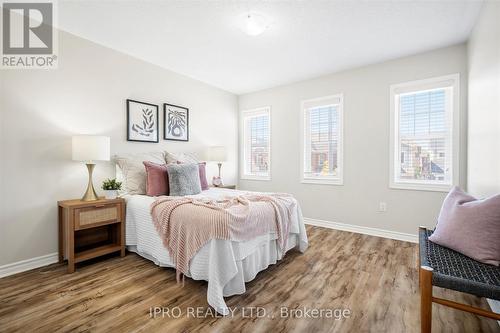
124,187,308,315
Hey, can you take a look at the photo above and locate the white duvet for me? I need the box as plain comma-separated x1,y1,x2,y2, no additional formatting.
124,188,308,315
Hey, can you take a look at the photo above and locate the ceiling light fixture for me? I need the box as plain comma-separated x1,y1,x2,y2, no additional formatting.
241,12,269,36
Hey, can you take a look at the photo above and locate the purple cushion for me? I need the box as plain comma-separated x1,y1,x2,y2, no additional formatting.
429,187,500,266
143,161,169,196
198,162,209,190
176,161,209,190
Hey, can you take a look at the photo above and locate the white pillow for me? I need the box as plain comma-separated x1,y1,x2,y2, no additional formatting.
115,151,166,195
165,152,200,164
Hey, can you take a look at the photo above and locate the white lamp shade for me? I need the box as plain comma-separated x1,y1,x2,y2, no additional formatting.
208,146,227,162
72,135,110,162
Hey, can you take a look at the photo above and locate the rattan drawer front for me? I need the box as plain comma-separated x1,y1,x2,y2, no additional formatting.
75,205,120,230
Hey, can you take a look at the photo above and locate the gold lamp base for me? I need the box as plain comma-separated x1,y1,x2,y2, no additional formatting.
82,163,99,201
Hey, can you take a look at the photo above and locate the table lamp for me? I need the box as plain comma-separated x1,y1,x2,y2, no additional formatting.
208,146,227,186
72,135,110,201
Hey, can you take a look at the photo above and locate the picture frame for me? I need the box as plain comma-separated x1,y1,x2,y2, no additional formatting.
164,103,189,141
126,99,159,143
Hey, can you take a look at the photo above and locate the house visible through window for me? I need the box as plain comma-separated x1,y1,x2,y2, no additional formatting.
241,107,271,179
390,74,459,191
301,94,343,184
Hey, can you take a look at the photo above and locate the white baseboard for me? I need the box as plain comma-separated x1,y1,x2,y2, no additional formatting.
0,252,59,278
304,217,418,243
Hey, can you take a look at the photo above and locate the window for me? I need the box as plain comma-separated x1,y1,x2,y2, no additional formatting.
390,74,460,191
301,94,343,185
241,107,271,180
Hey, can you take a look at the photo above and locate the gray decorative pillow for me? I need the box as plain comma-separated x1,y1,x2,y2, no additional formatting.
166,163,202,196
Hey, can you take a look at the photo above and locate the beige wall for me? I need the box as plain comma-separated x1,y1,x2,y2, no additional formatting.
238,44,468,235
467,1,500,197
466,1,500,315
0,31,476,266
0,30,238,266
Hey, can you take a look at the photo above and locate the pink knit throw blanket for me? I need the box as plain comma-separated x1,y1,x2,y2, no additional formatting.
150,194,297,280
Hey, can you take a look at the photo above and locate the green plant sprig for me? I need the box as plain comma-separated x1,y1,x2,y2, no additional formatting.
102,178,122,190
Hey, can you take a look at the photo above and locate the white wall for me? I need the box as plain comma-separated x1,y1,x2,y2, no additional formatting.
467,1,500,318
0,30,238,266
239,44,468,235
467,1,500,197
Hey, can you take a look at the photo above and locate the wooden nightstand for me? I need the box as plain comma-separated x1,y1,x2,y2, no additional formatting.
58,197,125,273
212,185,236,189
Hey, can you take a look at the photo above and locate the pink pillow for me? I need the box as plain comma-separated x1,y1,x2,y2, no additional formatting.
143,161,169,196
197,162,209,190
429,187,500,266
176,161,209,190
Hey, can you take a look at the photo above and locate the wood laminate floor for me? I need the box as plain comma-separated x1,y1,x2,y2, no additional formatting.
0,226,498,333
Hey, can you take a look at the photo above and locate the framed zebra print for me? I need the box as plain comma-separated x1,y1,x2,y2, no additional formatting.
163,103,189,141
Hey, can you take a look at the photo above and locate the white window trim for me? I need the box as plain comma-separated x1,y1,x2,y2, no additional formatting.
300,94,344,185
240,106,272,181
389,74,460,192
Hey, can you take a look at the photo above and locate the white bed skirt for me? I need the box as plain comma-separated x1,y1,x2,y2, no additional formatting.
124,189,308,315
128,234,300,314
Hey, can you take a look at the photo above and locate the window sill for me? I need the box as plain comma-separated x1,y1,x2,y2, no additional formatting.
301,178,343,186
240,175,271,181
389,182,453,192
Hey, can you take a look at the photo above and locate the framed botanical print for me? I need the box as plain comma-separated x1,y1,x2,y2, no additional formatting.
126,99,159,143
164,103,189,141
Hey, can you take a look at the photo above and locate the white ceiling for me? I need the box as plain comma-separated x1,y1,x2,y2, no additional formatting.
58,1,483,95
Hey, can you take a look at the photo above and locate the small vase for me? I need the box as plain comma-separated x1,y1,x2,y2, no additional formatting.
212,176,223,187
103,190,118,199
